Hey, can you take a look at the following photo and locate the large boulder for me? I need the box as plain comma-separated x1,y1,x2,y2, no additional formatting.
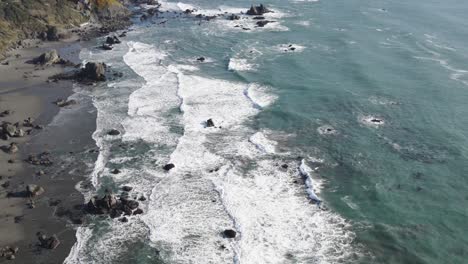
33,50,60,65
2,123,16,137
246,4,271,16
81,62,107,81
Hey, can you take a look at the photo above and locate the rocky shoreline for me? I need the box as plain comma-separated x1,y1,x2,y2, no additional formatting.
0,1,140,263
0,2,283,262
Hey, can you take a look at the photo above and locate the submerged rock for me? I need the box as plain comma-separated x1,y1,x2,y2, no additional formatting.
256,20,273,27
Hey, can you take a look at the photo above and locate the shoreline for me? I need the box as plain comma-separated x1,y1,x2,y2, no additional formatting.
0,23,126,263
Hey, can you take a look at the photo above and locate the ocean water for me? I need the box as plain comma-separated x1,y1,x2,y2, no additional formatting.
64,0,468,263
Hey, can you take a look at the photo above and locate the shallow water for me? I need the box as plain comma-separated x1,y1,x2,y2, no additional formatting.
65,0,468,263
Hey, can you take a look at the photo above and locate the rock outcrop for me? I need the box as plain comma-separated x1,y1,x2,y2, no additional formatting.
85,189,144,219
36,232,60,249
33,50,60,65
26,184,45,197
246,4,272,16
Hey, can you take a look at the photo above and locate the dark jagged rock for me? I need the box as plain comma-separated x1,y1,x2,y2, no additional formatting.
281,164,289,169
106,36,121,45
222,229,237,238
85,190,144,220
246,4,272,16
119,217,128,222
163,163,175,171
253,16,265,20
133,208,144,215
197,57,206,62
138,196,146,201
206,118,215,127
111,168,121,174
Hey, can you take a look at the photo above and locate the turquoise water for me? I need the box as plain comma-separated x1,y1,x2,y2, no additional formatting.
66,0,468,263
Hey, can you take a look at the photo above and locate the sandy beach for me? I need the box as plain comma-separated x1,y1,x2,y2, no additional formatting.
0,37,96,263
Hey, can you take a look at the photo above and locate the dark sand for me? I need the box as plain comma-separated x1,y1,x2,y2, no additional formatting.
0,38,97,263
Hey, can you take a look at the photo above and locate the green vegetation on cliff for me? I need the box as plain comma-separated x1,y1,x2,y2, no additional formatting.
0,0,130,56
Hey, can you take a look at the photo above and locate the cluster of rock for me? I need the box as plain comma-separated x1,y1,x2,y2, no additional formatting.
27,152,53,166
31,49,77,66
52,62,108,83
36,232,60,249
102,35,122,50
0,246,19,260
86,188,144,222
1,122,25,140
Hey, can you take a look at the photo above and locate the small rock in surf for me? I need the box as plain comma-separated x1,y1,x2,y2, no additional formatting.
222,229,237,238
163,163,175,171
206,118,215,127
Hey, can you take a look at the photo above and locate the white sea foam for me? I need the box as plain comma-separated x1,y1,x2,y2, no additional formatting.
275,43,307,53
228,58,256,72
249,132,277,154
67,40,359,264
299,159,323,203
317,125,338,135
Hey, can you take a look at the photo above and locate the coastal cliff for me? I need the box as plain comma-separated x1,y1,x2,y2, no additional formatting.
0,0,130,57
